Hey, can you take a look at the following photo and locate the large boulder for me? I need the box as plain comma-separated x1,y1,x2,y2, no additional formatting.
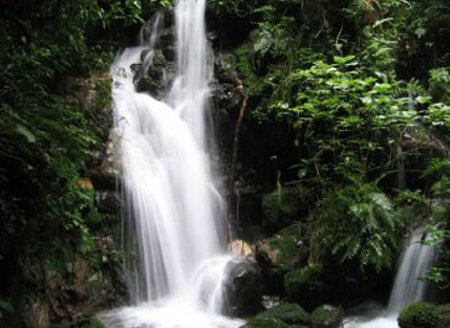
310,305,343,328
224,259,263,317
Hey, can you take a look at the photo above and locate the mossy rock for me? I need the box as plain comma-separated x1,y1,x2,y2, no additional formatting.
398,302,442,328
257,223,309,271
242,316,289,328
262,187,302,232
284,265,323,307
257,303,310,326
310,305,342,328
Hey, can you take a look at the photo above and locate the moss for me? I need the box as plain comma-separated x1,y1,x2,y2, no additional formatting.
284,265,323,303
258,303,310,326
310,305,342,328
398,303,442,328
244,317,289,328
269,222,309,271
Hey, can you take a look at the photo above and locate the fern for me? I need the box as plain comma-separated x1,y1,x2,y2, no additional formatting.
313,182,404,272
422,159,450,177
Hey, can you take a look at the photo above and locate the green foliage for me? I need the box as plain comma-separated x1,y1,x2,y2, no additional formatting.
398,302,442,328
285,265,323,301
429,68,450,103
313,182,406,272
254,57,423,195
420,159,450,290
0,0,147,324
226,0,450,301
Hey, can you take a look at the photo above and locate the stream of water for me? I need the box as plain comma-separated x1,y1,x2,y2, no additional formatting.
100,1,243,327
344,227,436,328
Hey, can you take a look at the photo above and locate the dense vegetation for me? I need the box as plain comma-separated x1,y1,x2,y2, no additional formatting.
0,1,168,326
1,0,449,327
209,0,450,282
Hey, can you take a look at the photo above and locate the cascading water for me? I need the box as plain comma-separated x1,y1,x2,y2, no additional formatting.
100,1,244,327
387,227,436,314
345,227,436,328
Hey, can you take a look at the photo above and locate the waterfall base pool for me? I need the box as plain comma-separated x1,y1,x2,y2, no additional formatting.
99,301,244,328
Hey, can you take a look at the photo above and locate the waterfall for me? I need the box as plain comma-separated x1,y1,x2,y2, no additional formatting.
100,1,243,327
345,227,436,328
387,227,436,313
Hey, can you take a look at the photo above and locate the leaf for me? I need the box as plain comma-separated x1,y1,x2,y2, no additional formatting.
333,55,356,64
16,124,36,143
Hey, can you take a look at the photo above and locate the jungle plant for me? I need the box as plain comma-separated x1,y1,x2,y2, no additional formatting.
312,181,406,272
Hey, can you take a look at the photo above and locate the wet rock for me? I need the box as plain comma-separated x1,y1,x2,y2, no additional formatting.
310,305,343,328
134,49,176,99
224,259,263,317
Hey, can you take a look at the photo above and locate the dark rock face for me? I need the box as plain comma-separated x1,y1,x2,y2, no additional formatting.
223,259,263,317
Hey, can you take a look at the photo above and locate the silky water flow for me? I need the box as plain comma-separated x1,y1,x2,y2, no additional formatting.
344,227,436,328
100,1,244,327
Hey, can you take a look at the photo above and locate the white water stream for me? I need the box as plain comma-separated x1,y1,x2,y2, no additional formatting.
345,227,436,328
100,1,243,327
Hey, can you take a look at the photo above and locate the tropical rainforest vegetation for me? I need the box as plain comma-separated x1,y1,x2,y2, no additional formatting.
0,0,449,327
